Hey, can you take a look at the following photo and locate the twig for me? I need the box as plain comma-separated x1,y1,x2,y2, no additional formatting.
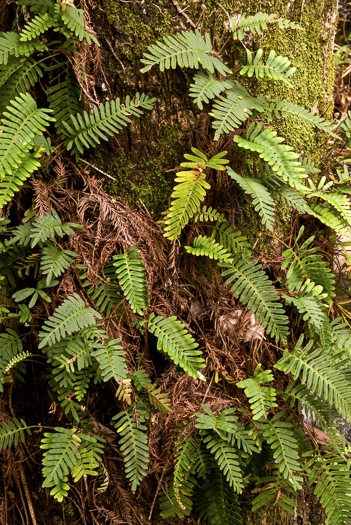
18,462,37,525
79,159,117,181
171,0,196,28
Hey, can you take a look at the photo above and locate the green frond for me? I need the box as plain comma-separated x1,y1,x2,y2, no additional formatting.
227,168,275,231
282,279,327,329
43,327,98,372
60,5,99,45
234,123,306,189
281,230,335,298
228,425,259,455
268,99,337,137
140,30,230,75
304,446,351,525
230,12,300,40
210,83,265,140
189,69,233,110
221,255,289,342
0,149,42,208
299,157,320,175
195,405,239,439
308,190,351,227
73,368,93,401
71,436,105,482
3,350,30,373
260,412,302,490
79,262,124,317
212,221,252,255
113,246,150,315
62,93,155,159
147,313,205,380
185,235,233,262
20,13,55,41
181,148,229,171
203,433,244,492
145,383,172,413
251,470,297,515
29,209,81,248
237,365,277,420
38,293,101,349
0,57,44,113
194,444,213,478
174,435,199,506
194,205,227,223
265,175,308,213
159,476,194,519
195,472,242,525
284,383,333,431
17,0,55,13
0,328,23,391
0,32,47,65
0,418,31,449
40,243,77,285
164,169,210,240
92,337,127,382
307,201,351,236
275,335,351,419
112,409,149,491
40,427,80,500
240,49,295,87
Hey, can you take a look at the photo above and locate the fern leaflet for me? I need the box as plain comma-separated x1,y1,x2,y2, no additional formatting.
240,49,296,87
185,235,234,262
92,337,127,382
189,69,234,110
0,418,31,449
237,365,277,420
0,32,47,64
203,433,244,492
113,246,149,315
40,243,77,285
196,472,242,525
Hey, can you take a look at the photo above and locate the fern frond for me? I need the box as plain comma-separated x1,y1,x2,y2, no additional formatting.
308,190,351,227
73,368,92,401
234,123,306,189
145,383,172,413
0,32,47,64
113,246,149,315
240,49,295,87
189,69,233,110
212,221,251,255
60,5,99,45
0,418,31,449
164,169,210,240
194,205,226,223
17,0,55,13
195,405,239,439
237,365,277,420
282,280,327,329
147,313,205,379
0,57,44,112
221,255,289,342
210,83,265,140
92,338,127,382
0,328,23,390
304,446,351,525
79,262,124,317
251,470,297,514
196,471,242,525
159,476,194,519
0,149,42,208
40,243,77,285
71,436,105,482
140,30,230,75
20,12,55,41
307,201,351,236
174,435,199,506
194,444,213,478
228,169,275,231
29,209,81,248
38,294,101,349
265,175,308,213
112,409,149,491
260,412,302,489
284,383,333,432
275,335,351,419
185,235,233,262
62,93,155,159
203,433,244,492
230,12,300,40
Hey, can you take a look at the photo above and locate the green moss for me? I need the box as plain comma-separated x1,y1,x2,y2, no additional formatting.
104,124,185,217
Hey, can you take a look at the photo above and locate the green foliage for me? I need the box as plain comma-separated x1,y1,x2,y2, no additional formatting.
237,365,277,420
196,472,242,525
0,418,31,449
185,235,233,263
159,476,194,519
92,337,127,382
251,470,297,514
147,313,205,380
79,262,124,317
29,209,81,248
240,49,296,87
203,433,244,492
20,13,55,41
112,409,149,491
113,246,150,315
145,383,172,413
60,5,98,45
40,243,77,285
230,12,300,40
0,32,47,64
189,69,233,110
140,30,230,75
195,405,239,438
174,435,199,505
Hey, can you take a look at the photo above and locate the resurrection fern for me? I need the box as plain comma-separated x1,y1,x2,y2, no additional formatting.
17,0,55,14
284,383,333,432
221,255,289,342
113,246,150,315
147,313,205,380
185,235,234,263
0,57,44,113
79,262,124,317
29,209,81,248
264,174,308,213
194,205,227,223
189,69,233,110
240,49,296,87
210,83,265,140
159,476,194,519
38,294,101,348
237,365,277,420
195,472,242,525
230,12,300,40
307,202,351,236
112,409,149,491
212,221,251,255
92,337,127,382
227,168,275,231
282,280,327,330
174,435,199,506
203,433,244,492
251,470,297,514
307,190,351,227
145,383,172,413
40,243,77,285
71,437,105,482
0,32,47,64
60,5,98,45
140,30,230,75
0,418,31,449
195,405,239,438
19,13,55,41
62,93,155,159
0,149,42,208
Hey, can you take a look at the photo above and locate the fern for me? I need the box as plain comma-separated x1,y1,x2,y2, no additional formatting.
203,432,244,492
145,383,172,413
40,243,77,285
62,93,155,159
210,83,265,140
227,169,275,231
221,255,289,342
260,412,302,490
284,383,333,432
275,335,351,419
0,32,47,65
194,205,227,223
147,313,205,380
0,418,31,449
240,49,296,87
112,409,149,491
195,472,242,525
195,405,239,439
159,476,194,519
185,235,234,263
251,470,297,514
307,201,351,236
113,246,149,315
79,262,124,317
38,293,101,349
92,337,127,382
282,280,327,330
174,435,199,506
0,328,24,391
17,0,55,14
140,30,230,75
0,57,44,112
264,175,308,213
29,209,81,248
237,365,277,420
234,123,306,189
212,221,251,255
307,190,351,227
60,5,99,45
20,13,56,41
304,446,351,525
71,436,105,482
230,12,300,40
0,149,42,208
189,69,234,110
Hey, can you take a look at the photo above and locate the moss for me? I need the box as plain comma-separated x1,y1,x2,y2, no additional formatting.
104,124,185,217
